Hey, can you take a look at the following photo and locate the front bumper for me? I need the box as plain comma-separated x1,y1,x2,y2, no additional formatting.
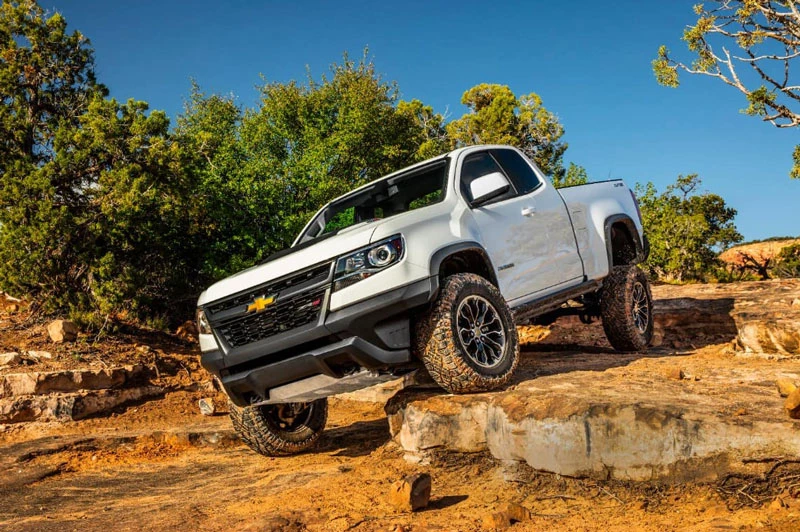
200,276,438,406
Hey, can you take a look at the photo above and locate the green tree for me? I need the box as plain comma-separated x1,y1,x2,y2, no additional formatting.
0,0,105,167
773,243,800,278
178,53,429,281
0,1,192,323
0,96,189,320
446,84,568,182
636,174,742,281
396,98,448,161
552,162,589,188
654,1,800,178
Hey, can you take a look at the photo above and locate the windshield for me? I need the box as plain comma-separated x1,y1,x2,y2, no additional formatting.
296,159,449,243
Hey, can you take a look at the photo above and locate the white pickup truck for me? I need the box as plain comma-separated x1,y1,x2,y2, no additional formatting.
196,145,652,456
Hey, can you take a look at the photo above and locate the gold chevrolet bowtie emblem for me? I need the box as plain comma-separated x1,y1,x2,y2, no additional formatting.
247,295,275,313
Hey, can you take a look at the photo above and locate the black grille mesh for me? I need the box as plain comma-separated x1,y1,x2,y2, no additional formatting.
217,288,326,347
206,262,331,316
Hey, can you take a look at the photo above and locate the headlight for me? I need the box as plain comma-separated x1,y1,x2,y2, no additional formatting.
334,235,404,291
196,308,212,335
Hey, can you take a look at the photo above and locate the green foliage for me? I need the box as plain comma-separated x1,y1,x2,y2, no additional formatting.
552,162,589,188
0,94,193,322
0,1,105,166
652,46,679,88
446,84,569,182
0,2,192,323
396,99,448,160
772,244,800,278
177,53,428,283
636,174,742,282
654,1,800,179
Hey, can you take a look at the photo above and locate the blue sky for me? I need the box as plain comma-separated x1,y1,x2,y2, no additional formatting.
47,0,798,241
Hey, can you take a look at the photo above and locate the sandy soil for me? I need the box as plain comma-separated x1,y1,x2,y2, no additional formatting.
1,290,800,531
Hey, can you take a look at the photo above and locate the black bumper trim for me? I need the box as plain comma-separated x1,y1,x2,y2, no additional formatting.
201,276,439,407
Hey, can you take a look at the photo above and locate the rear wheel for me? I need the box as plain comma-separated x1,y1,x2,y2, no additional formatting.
600,265,653,352
414,273,519,393
229,398,327,456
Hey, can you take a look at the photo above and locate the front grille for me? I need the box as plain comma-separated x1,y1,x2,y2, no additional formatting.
206,262,331,316
216,288,326,348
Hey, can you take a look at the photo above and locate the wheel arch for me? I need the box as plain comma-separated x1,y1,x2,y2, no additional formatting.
604,214,647,268
430,242,500,288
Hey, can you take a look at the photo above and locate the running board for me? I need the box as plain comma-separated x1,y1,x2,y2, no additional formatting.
510,280,602,324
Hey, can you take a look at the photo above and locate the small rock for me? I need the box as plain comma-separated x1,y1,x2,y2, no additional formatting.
198,398,216,416
176,320,198,342
482,503,530,529
387,473,431,512
47,320,78,343
498,502,530,523
792,298,800,308
650,328,664,347
0,352,22,366
7,303,19,313
777,378,798,398
665,367,685,380
136,345,152,353
785,388,800,419
26,351,52,360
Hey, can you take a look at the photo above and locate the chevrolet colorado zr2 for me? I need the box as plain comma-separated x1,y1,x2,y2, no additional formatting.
196,145,652,456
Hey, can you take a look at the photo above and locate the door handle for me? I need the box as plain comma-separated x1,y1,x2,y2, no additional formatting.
521,206,536,217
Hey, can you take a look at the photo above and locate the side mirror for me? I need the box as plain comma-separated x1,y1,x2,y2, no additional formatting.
469,171,510,206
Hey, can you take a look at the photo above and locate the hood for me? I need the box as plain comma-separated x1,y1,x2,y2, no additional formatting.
198,221,381,306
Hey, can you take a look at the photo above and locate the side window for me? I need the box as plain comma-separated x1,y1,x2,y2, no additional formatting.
491,149,543,195
460,151,515,203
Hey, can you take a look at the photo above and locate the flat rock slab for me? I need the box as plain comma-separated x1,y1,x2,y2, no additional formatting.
0,365,146,398
653,279,800,355
0,385,164,423
386,354,800,483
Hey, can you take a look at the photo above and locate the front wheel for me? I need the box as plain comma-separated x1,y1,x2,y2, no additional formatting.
413,273,519,394
600,265,653,352
229,398,327,456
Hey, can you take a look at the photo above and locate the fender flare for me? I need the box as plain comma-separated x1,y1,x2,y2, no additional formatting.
429,241,500,287
603,214,647,267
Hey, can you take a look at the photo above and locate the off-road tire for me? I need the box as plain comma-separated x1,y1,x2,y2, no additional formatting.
229,398,328,457
414,273,519,394
600,265,653,352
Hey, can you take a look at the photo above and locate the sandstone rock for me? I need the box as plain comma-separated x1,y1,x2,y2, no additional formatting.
0,385,163,423
785,388,800,419
176,320,198,342
388,363,800,482
47,320,78,343
650,326,664,347
0,365,144,398
776,378,799,398
792,298,800,308
665,367,685,380
517,325,550,345
25,350,51,360
482,503,530,530
198,398,215,416
736,321,800,355
387,473,431,512
0,352,22,366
